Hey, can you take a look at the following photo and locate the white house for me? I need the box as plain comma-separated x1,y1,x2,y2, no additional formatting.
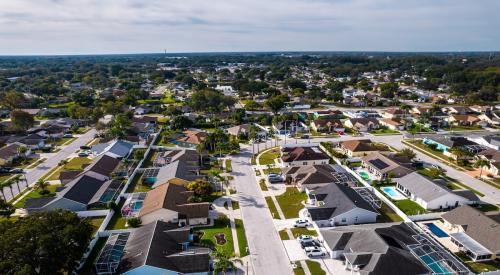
395,172,479,210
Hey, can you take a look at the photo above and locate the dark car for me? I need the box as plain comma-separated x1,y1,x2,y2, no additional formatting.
80,145,91,150
301,240,320,249
10,168,24,174
300,134,310,139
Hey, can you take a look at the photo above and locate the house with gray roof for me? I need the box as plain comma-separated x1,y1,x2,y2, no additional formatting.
95,220,210,275
319,222,430,275
395,172,478,210
283,164,357,191
442,205,500,261
91,139,134,159
306,183,378,227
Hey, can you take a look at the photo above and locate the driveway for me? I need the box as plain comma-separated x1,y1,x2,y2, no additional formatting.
231,147,293,275
3,129,97,202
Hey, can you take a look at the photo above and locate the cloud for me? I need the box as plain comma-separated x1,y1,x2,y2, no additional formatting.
0,0,498,54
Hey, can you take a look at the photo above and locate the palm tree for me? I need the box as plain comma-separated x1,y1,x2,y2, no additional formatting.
0,182,8,201
248,126,258,156
11,175,22,194
400,103,412,118
196,143,206,166
35,179,48,191
212,250,236,274
397,148,417,161
474,159,491,178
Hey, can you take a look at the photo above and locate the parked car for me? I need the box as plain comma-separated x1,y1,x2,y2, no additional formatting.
10,168,24,174
294,219,309,228
301,240,320,249
306,247,326,258
63,134,73,138
297,235,314,243
268,174,283,183
304,245,322,253
300,134,310,139
78,151,89,157
80,145,91,150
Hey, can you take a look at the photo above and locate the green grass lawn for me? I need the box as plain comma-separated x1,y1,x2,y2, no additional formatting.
306,260,326,275
372,128,401,135
455,252,500,273
259,179,268,191
293,263,306,275
225,159,232,172
106,214,128,230
275,188,308,219
85,217,105,235
14,184,61,208
126,172,152,193
235,218,249,257
142,151,158,167
377,202,404,222
449,125,482,131
195,217,234,256
478,203,499,212
48,157,92,180
393,199,427,215
407,124,433,133
13,157,40,168
265,196,280,219
290,227,318,238
258,148,280,165
263,167,282,174
0,174,14,184
47,137,77,146
232,200,239,210
279,229,290,240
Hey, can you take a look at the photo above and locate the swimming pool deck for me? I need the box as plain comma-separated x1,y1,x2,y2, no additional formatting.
381,186,406,200
416,220,460,253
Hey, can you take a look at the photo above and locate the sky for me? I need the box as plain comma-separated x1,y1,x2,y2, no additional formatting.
0,0,499,55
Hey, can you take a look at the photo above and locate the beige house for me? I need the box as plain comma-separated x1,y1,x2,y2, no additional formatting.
338,139,379,157
138,182,209,226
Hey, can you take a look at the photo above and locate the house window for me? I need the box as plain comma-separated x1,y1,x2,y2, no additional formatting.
341,217,347,223
303,162,308,165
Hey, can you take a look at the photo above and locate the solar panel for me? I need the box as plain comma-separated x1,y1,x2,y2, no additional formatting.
369,159,389,170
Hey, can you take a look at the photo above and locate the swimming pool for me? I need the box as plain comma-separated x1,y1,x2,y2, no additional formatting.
132,201,143,211
420,255,453,275
381,186,406,200
357,170,371,180
424,223,449,238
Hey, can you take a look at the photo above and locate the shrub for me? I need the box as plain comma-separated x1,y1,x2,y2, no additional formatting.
38,189,50,195
127,217,142,228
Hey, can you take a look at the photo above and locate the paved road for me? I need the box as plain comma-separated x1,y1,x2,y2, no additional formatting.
232,147,293,275
3,129,97,202
258,133,500,205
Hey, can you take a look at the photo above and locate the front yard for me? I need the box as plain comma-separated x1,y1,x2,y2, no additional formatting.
258,148,280,165
235,218,249,257
455,252,500,273
275,188,308,219
47,157,92,180
47,137,77,146
194,216,234,256
14,184,61,208
265,196,280,219
371,128,400,135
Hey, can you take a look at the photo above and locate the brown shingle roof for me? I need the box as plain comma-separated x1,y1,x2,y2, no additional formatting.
312,119,343,128
87,154,121,177
281,147,329,163
139,183,209,219
340,139,376,152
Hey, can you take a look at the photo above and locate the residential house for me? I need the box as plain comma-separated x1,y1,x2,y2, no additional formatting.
280,146,330,167
175,130,208,148
475,149,500,176
478,108,500,126
283,164,357,191
467,135,500,150
8,134,46,150
381,108,406,119
91,140,134,159
448,114,482,127
422,136,485,158
441,205,500,261
410,106,431,116
310,118,344,134
344,118,380,132
319,223,430,274
395,172,478,210
273,120,303,135
96,221,210,275
337,139,380,158
444,106,474,115
226,123,266,139
142,160,203,188
20,108,41,116
312,110,343,119
138,183,210,226
306,183,378,227
0,143,31,166
379,118,406,131
361,152,413,181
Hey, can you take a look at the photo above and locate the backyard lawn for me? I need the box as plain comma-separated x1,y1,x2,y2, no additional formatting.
393,199,427,215
194,217,234,256
263,167,282,174
377,202,404,222
85,217,105,235
235,218,249,257
14,184,61,208
126,172,152,193
258,148,280,165
265,196,280,219
275,188,308,219
455,252,500,273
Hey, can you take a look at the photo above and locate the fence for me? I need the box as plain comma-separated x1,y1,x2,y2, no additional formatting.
408,212,446,222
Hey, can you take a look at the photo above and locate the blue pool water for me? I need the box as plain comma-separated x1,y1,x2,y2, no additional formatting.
382,187,398,197
132,201,143,211
420,255,452,275
425,223,449,238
